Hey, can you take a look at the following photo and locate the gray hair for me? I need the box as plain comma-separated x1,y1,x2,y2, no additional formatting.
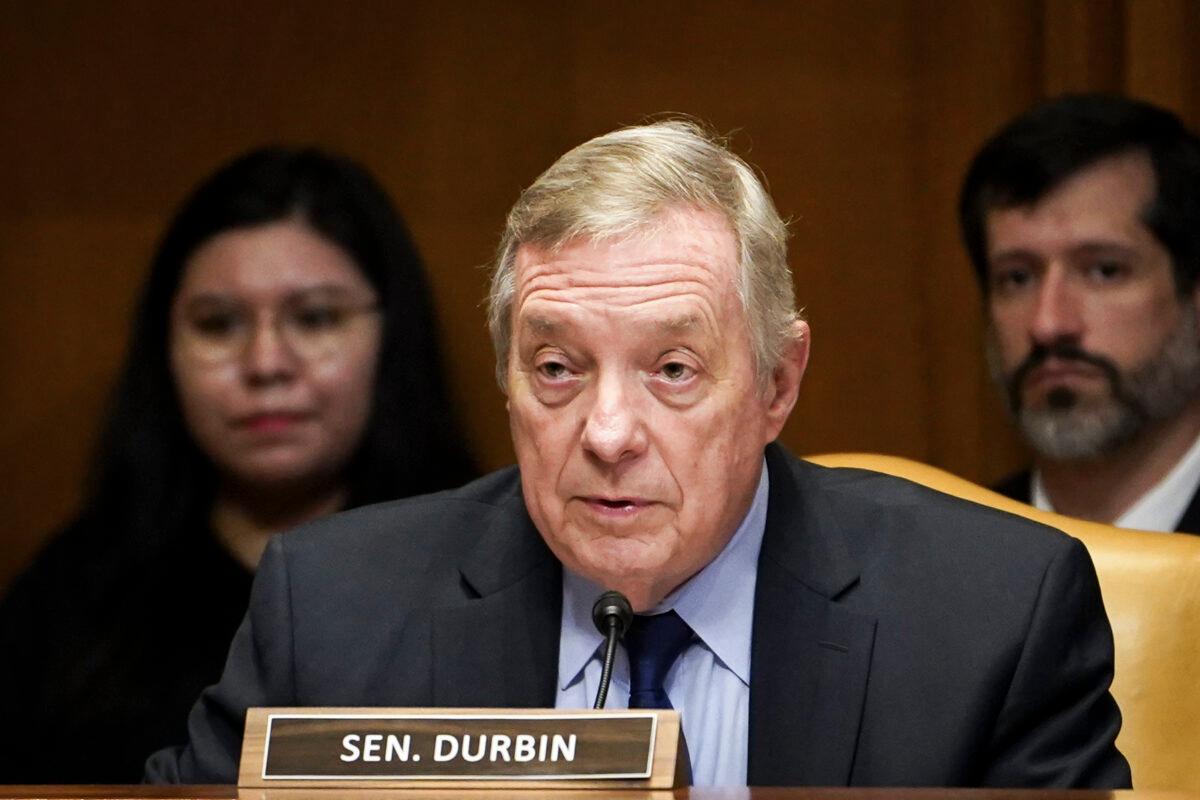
486,119,798,388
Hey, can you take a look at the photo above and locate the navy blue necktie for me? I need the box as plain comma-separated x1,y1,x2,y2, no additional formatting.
624,610,695,709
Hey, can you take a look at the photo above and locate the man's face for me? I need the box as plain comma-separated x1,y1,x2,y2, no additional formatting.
985,151,1200,460
506,207,806,610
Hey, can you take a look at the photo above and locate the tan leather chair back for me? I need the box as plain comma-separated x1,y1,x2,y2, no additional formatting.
806,452,1200,792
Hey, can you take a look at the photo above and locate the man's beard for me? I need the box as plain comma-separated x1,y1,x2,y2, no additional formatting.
986,311,1200,461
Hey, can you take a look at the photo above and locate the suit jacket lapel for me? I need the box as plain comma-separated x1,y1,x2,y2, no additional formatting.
432,495,562,708
1173,482,1200,535
748,445,878,786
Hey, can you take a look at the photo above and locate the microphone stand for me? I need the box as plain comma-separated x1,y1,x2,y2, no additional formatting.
591,590,632,709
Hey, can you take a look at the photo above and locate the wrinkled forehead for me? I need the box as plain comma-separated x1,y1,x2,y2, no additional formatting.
512,206,741,296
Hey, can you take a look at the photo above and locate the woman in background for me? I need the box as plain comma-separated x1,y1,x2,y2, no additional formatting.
0,148,476,782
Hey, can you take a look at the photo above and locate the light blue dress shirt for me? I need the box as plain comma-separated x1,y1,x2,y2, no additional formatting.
554,461,769,786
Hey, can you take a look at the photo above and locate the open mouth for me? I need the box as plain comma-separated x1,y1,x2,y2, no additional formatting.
596,499,636,510
583,497,648,516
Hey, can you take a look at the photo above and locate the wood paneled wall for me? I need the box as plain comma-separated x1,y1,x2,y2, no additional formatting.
2,0,1197,589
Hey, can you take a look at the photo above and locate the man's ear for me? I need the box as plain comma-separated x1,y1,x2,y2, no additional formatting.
762,319,810,441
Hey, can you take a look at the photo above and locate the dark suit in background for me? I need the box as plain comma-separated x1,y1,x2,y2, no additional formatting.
146,444,1129,788
993,471,1200,535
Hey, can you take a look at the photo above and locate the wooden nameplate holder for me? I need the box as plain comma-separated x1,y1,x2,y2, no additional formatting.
237,707,685,792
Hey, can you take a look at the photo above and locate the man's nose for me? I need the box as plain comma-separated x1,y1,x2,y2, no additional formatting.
243,317,300,383
580,373,648,464
1029,267,1084,345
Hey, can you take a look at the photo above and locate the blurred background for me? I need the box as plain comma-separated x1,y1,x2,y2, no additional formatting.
3,0,1198,591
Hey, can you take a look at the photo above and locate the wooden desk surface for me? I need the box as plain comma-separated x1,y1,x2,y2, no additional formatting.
0,788,1193,800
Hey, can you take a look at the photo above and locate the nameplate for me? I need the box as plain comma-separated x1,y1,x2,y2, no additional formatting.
238,707,684,789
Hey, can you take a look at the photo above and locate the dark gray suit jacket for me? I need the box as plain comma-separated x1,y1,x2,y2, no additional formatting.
146,444,1130,787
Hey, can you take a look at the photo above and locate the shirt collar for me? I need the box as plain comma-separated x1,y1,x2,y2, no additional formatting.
1117,431,1200,531
558,458,770,690
1030,431,1200,531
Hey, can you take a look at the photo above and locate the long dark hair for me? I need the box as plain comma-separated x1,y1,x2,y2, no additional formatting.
85,147,476,564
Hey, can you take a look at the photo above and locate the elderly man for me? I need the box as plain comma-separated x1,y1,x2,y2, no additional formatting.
960,94,1200,532
148,121,1129,787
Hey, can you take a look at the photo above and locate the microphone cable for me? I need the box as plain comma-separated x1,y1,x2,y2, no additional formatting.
590,590,633,709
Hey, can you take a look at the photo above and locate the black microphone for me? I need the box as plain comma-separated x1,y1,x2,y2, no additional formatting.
591,590,633,709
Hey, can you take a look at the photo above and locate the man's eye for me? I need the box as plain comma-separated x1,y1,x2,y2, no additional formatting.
991,267,1033,293
659,361,694,382
1088,261,1128,282
538,361,571,380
